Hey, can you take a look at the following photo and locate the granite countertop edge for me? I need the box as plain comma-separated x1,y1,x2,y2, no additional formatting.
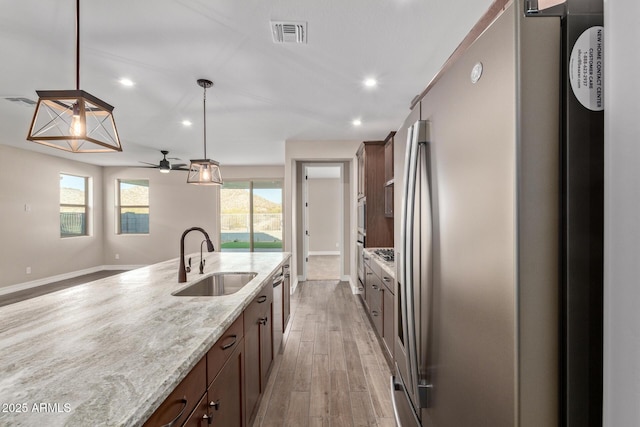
0,252,291,427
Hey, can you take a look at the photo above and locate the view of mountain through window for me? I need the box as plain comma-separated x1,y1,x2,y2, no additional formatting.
118,179,149,234
60,173,89,237
220,181,283,252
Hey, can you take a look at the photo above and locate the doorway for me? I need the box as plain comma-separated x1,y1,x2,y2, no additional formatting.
302,163,344,281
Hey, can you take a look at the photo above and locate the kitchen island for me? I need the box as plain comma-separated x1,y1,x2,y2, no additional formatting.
0,252,290,426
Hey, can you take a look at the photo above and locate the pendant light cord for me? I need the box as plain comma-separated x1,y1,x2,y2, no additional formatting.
75,0,80,90
203,84,207,159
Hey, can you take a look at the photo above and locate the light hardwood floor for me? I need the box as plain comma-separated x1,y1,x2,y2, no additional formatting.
306,255,341,280
0,270,126,307
253,280,396,427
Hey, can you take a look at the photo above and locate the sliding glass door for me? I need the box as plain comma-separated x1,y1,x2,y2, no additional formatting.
220,180,283,252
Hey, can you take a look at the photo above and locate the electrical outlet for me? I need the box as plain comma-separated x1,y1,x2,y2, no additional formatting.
24,204,31,212
115,253,120,260
26,267,31,274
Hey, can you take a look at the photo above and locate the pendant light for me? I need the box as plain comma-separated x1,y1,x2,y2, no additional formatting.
187,79,223,185
26,0,122,153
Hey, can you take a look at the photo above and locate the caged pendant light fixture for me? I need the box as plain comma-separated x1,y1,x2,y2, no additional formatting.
187,79,223,185
26,0,122,153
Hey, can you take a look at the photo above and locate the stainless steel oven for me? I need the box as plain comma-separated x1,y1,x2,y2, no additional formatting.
357,198,366,236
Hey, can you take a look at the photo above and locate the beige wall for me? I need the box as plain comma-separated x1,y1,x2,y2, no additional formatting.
308,178,341,253
220,165,284,181
0,145,104,289
102,167,219,266
0,154,283,289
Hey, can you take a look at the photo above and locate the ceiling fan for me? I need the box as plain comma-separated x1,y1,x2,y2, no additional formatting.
139,150,188,173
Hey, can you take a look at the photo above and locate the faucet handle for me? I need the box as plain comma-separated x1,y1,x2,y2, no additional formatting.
199,259,205,274
186,257,192,273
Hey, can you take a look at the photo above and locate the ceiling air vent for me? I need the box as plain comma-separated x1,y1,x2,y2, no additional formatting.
4,97,36,106
270,21,307,44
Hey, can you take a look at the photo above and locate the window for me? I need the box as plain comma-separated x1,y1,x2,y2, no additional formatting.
220,180,283,252
117,179,149,234
60,173,89,237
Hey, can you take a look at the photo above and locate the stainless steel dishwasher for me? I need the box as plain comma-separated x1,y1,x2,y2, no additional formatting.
272,268,284,354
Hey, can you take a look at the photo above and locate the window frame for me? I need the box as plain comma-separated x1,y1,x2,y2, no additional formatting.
117,179,150,235
59,173,89,238
219,179,283,252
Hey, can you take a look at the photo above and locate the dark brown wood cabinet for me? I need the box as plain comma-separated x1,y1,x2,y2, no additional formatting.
382,276,395,360
206,340,245,427
384,132,395,218
362,252,395,365
143,357,207,427
356,140,394,248
144,270,288,427
244,282,274,424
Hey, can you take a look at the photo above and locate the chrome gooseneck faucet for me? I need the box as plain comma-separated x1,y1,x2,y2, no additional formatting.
179,227,215,283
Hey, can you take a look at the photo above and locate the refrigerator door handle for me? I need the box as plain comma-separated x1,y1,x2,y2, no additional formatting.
403,120,435,410
403,122,420,398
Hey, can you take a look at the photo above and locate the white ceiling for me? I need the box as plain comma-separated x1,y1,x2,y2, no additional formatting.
0,0,493,167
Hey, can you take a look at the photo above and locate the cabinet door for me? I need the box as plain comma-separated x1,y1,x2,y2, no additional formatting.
207,339,245,427
371,279,383,336
259,302,273,389
384,135,394,184
244,309,260,422
182,393,209,427
382,283,394,359
244,285,273,423
143,357,206,427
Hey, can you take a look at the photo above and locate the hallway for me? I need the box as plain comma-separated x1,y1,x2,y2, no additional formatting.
253,280,395,427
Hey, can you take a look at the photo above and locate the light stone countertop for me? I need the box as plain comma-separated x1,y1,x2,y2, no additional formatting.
364,248,397,282
0,252,290,427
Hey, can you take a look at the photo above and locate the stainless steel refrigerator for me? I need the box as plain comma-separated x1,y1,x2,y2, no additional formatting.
391,1,603,426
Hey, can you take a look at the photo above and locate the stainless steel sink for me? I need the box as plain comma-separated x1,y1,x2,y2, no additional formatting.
173,272,257,296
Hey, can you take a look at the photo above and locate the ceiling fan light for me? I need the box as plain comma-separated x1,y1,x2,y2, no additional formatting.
27,90,122,152
186,159,223,185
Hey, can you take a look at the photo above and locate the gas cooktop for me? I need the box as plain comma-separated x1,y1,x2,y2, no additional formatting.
374,248,394,262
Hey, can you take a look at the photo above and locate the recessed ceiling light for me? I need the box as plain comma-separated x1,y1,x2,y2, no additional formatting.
182,120,192,127
363,78,377,88
119,78,134,87
352,119,362,127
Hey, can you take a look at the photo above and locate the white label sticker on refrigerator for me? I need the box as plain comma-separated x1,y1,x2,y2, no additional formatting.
569,26,604,111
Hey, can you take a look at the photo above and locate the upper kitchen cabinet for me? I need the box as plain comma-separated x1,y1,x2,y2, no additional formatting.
356,140,393,248
383,132,395,218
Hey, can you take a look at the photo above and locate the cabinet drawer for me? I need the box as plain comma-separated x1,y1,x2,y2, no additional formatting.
244,283,273,327
208,314,244,387
181,392,209,427
143,356,206,427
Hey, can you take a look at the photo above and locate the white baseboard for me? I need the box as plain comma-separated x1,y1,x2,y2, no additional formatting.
346,277,362,294
308,251,340,256
0,265,141,297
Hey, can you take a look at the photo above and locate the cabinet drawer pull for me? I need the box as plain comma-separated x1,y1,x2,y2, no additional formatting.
383,276,391,282
372,310,380,317
257,295,267,303
258,316,268,325
364,256,370,261
221,335,237,350
161,397,187,427
372,284,379,290
209,400,220,410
